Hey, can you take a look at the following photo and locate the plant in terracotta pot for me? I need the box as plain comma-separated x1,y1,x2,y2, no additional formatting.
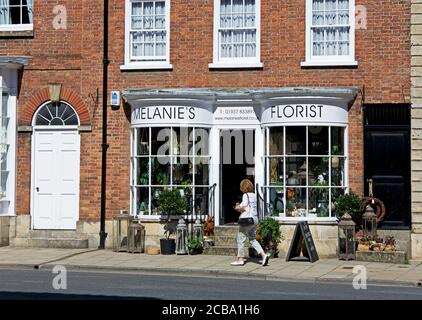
157,188,189,255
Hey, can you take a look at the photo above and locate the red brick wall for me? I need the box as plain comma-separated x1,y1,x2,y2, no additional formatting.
1,0,410,220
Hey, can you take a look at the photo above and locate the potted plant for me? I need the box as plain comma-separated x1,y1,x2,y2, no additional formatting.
256,217,283,258
157,188,189,255
187,237,204,255
333,191,364,228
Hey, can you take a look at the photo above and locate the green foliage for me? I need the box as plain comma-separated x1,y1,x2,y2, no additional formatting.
158,189,189,239
187,237,204,255
334,191,363,223
256,217,283,257
157,188,189,216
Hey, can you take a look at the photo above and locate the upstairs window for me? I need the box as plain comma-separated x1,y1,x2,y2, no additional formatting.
303,0,357,66
210,0,262,69
122,0,172,70
0,0,33,30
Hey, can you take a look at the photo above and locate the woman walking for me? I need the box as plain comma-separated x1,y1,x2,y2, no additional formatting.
231,179,270,267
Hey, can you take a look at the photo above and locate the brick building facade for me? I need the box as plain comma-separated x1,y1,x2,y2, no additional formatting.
0,0,416,258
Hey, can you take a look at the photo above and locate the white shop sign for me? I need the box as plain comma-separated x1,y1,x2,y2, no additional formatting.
213,106,259,125
261,104,348,125
131,105,214,127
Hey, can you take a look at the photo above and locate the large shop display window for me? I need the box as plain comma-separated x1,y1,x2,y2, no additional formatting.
0,92,8,200
264,125,347,219
131,127,211,216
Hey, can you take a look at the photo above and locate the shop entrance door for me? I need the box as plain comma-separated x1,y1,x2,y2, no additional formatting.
364,105,411,229
220,129,255,224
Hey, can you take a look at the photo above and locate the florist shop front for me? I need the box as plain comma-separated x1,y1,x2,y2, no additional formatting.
123,87,358,257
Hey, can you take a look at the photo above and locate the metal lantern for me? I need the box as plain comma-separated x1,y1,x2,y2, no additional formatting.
362,205,377,240
193,219,204,241
338,213,356,260
112,210,133,252
128,222,145,253
176,218,188,255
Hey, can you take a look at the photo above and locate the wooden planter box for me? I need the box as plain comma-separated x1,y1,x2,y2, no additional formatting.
356,250,407,264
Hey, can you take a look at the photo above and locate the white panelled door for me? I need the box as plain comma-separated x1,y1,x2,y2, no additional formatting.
33,129,80,230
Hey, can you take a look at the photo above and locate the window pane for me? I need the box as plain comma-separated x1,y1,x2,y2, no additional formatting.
331,157,345,186
268,187,284,217
309,187,329,217
151,127,170,155
136,187,149,215
194,158,209,185
331,127,345,155
285,187,307,217
195,187,209,216
151,157,170,185
269,127,283,155
173,127,193,156
137,128,150,155
286,157,306,186
268,157,284,186
136,158,150,185
308,126,328,155
151,187,164,214
332,188,346,217
308,157,329,186
194,128,210,156
286,127,306,155
172,157,192,185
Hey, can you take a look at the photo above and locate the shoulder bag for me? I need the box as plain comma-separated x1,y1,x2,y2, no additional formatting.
238,194,254,226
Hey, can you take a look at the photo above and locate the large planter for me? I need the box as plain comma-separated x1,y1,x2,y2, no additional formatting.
160,238,176,255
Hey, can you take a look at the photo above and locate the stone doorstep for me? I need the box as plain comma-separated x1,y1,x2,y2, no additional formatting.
11,237,89,249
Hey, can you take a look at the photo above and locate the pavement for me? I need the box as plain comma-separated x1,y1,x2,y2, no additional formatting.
0,247,422,287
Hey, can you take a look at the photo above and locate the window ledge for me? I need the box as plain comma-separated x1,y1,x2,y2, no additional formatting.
0,29,33,37
120,63,173,71
276,217,339,225
209,61,264,69
301,60,358,67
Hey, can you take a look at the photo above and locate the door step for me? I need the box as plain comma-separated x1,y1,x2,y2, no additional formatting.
11,237,89,249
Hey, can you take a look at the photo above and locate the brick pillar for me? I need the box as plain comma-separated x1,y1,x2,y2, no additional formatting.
411,0,422,259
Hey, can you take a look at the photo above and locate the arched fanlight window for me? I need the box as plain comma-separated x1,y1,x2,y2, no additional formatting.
34,102,79,126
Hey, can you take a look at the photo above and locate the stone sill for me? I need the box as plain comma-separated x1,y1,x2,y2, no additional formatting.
0,30,34,37
356,250,407,264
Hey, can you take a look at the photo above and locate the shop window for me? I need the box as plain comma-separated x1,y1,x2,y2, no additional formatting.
0,92,8,199
0,0,33,30
122,0,172,70
131,127,211,216
302,0,357,66
210,0,262,69
264,126,347,219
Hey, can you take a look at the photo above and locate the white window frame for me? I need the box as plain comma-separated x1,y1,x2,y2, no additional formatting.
0,69,17,216
263,125,349,222
0,1,33,32
301,0,357,67
209,0,263,69
121,0,173,70
130,126,212,218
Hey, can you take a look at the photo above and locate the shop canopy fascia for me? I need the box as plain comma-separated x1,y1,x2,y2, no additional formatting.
122,87,359,120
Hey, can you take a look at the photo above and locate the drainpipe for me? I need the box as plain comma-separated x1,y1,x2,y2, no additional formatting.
99,0,110,249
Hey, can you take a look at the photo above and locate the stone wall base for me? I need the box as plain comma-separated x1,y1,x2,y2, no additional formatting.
0,216,10,247
411,233,422,259
279,223,338,258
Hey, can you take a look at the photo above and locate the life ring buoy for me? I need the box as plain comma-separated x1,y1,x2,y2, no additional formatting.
362,197,386,225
